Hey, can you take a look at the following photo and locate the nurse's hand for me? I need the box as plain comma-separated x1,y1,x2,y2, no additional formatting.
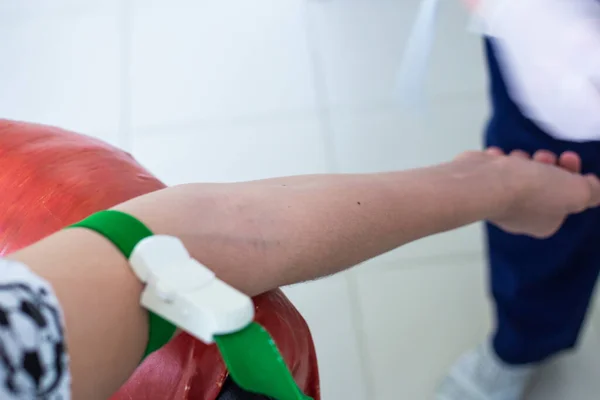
461,148,600,238
471,0,600,142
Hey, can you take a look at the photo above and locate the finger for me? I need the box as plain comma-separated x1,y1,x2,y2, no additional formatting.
510,150,530,159
485,147,504,156
532,150,557,165
585,174,600,207
455,150,485,162
559,151,582,174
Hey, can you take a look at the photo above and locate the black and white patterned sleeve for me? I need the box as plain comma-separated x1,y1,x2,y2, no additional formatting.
0,259,70,399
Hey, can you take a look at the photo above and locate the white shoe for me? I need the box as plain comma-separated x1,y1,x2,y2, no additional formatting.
436,342,535,400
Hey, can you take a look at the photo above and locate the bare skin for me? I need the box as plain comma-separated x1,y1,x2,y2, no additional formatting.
11,148,600,399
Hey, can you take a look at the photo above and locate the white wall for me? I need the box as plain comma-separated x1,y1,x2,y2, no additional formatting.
3,1,599,399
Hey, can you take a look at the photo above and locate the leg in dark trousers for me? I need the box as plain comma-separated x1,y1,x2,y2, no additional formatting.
485,38,600,365
435,37,600,400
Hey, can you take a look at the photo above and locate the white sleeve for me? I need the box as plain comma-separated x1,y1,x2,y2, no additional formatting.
477,0,600,142
0,259,70,399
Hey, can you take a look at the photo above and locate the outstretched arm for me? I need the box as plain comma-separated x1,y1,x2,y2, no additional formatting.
10,149,599,399
112,148,598,296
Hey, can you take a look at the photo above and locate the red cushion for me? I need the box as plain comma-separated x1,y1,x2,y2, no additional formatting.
0,120,320,400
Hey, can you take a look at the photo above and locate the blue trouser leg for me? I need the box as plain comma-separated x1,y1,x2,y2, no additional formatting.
484,38,600,365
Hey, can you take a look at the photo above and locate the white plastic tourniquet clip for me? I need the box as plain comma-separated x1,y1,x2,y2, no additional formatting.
129,235,255,344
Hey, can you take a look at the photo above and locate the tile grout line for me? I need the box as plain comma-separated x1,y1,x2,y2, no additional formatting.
130,88,486,139
117,0,134,153
366,250,486,273
302,3,375,398
343,273,376,400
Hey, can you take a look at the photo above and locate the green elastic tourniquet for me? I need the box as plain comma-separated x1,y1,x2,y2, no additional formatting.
69,211,311,399
67,210,177,360
215,323,312,400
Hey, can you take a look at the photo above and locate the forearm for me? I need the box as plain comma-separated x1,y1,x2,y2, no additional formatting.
116,156,511,296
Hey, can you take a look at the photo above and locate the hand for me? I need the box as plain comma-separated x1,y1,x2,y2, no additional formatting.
457,148,600,238
474,0,600,142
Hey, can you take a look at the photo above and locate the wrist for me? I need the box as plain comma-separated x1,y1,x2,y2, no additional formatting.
446,153,517,221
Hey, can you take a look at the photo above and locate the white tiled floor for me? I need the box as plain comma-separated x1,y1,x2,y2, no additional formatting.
0,3,122,144
353,254,600,400
283,273,368,400
0,0,118,16
130,0,317,129
306,0,486,110
329,96,487,173
526,330,600,400
132,114,330,185
355,254,492,399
